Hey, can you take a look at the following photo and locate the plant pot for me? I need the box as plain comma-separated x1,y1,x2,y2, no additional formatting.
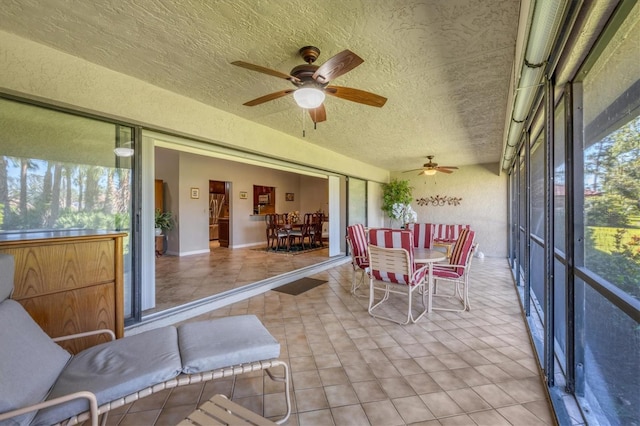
155,227,162,236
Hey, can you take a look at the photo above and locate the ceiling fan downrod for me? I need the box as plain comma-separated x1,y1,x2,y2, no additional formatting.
299,46,320,64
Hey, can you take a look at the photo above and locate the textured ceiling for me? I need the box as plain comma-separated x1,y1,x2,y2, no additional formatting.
0,0,520,173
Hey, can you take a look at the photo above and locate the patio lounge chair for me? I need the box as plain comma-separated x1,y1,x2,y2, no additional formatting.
0,253,291,426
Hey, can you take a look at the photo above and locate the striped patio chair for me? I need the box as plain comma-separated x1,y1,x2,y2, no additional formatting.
346,224,369,296
407,223,434,248
367,229,430,324
432,228,476,312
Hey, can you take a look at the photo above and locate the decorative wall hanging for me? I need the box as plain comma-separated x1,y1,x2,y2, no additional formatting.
416,195,463,206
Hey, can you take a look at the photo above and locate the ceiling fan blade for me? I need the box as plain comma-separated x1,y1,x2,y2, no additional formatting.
243,90,294,106
325,86,387,107
308,104,327,123
402,168,423,173
436,168,454,174
438,166,459,170
231,61,300,82
312,50,364,83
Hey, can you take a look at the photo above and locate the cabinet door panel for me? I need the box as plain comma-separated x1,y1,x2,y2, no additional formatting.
9,241,115,298
19,283,116,353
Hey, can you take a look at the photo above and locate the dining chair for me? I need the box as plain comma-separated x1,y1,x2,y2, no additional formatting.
310,212,324,247
367,229,430,324
407,223,434,248
265,214,289,251
288,214,313,250
346,224,369,296
305,213,319,248
431,228,476,312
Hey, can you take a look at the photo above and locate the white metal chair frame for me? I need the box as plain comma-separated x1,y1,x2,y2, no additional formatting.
346,236,368,296
367,244,429,325
432,243,478,312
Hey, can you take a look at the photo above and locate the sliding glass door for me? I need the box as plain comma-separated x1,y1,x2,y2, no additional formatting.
0,97,136,319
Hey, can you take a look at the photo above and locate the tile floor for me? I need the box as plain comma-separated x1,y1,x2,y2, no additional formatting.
114,257,555,425
148,243,330,314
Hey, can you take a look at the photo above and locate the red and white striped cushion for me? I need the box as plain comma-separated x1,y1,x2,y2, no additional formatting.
448,229,475,275
432,266,462,279
433,224,470,243
369,229,426,286
347,224,369,269
407,223,434,248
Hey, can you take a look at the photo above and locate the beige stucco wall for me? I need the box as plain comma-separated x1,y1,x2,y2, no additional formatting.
0,30,389,183
391,163,508,257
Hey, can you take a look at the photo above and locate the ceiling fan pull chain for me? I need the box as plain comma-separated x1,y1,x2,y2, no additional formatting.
302,109,306,137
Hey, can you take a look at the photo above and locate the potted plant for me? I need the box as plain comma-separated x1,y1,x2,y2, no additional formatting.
381,179,414,227
155,209,174,235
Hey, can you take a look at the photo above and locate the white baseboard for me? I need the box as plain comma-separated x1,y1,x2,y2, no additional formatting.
174,249,210,256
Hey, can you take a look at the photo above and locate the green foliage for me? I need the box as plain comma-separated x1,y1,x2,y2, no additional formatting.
585,194,634,227
381,179,413,218
114,212,130,230
586,227,640,298
55,210,119,230
155,209,174,231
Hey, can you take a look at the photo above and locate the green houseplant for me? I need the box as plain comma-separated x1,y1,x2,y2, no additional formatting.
155,209,174,235
381,179,413,226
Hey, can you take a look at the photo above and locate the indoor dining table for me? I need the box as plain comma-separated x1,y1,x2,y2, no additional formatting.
414,248,447,312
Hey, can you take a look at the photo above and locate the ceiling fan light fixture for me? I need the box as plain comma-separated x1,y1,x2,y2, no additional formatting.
424,169,437,176
114,141,134,157
293,87,325,109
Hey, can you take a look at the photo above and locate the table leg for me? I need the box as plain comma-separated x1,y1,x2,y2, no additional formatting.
427,263,433,312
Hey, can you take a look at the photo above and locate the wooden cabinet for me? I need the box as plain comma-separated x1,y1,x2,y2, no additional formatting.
218,218,229,248
253,185,276,215
0,230,125,353
155,179,164,211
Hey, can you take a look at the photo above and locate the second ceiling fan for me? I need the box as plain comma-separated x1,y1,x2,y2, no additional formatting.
404,155,458,176
231,46,387,124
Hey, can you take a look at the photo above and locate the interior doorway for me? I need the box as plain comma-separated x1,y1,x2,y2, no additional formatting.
209,180,230,248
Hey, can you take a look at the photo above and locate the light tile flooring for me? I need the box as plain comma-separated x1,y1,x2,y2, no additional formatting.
115,257,555,425
147,243,330,314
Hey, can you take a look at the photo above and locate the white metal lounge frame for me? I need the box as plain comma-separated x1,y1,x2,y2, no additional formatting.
0,329,291,426
0,327,291,426
0,252,291,426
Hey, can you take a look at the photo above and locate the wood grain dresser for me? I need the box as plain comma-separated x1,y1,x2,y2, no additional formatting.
0,230,126,353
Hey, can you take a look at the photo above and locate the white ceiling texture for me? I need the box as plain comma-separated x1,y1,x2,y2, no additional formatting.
0,0,521,173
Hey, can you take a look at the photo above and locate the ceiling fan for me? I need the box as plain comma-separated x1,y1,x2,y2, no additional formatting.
404,155,458,176
231,46,387,124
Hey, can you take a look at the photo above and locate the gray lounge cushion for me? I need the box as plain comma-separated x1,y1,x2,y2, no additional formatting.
0,300,72,426
0,254,15,302
33,326,182,426
178,315,280,374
